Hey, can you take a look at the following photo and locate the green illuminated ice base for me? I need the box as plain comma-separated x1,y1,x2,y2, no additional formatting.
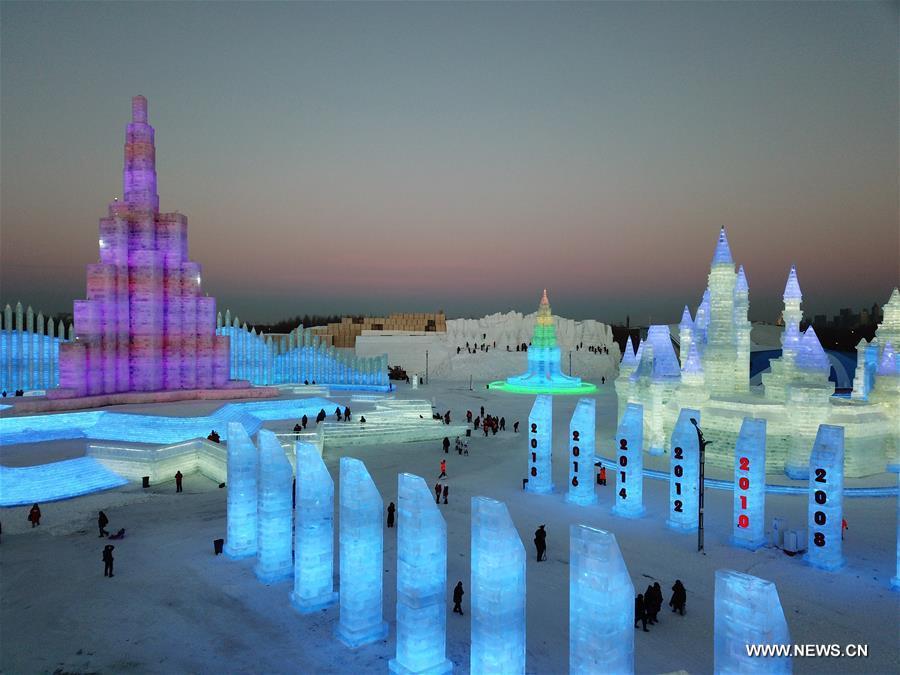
487,380,598,395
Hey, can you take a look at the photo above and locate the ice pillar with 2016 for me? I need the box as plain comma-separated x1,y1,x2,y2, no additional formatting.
732,418,767,549
667,409,700,531
471,497,526,674
569,525,634,675
224,422,258,559
390,473,452,675
254,430,293,584
526,395,553,494
291,442,337,612
612,403,644,518
714,569,791,674
804,425,845,571
567,398,597,506
336,457,388,647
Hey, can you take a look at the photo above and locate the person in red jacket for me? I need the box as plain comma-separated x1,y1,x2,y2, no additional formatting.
28,503,41,528
439,459,447,479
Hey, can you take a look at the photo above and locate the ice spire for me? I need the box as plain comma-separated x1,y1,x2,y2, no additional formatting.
683,342,703,374
711,227,733,265
620,338,638,367
795,327,829,372
123,95,159,211
783,265,802,300
735,265,748,293
877,342,897,376
680,305,694,328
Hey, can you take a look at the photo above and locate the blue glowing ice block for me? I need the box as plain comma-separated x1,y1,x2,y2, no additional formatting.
804,424,844,571
892,472,900,590
666,409,700,532
254,430,293,584
291,442,337,612
566,398,597,506
471,497,526,674
569,525,634,675
714,569,791,674
612,403,644,518
732,418,767,550
389,473,452,675
224,422,258,559
336,457,388,647
526,395,553,494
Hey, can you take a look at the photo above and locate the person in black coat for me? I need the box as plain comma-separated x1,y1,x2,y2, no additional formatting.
98,511,109,538
452,581,465,615
386,502,395,528
644,584,658,624
301,414,308,429
651,582,663,623
634,594,648,631
343,406,351,422
670,580,687,615
103,544,115,577
442,437,450,454
534,525,547,562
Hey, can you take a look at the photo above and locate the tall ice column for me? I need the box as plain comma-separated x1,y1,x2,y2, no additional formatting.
731,418,766,550
804,424,845,571
254,430,293,584
224,422,258,559
612,403,645,518
667,409,700,532
526,395,553,494
567,398,597,505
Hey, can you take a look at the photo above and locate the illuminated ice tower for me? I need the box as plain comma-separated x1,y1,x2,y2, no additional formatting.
55,96,231,397
762,266,804,403
702,228,742,396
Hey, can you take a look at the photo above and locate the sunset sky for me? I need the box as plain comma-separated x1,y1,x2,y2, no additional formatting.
1,1,897,324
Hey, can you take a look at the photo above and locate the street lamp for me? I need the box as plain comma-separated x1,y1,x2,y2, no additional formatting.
690,417,711,553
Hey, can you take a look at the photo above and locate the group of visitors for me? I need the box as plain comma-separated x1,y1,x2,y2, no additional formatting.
1,389,25,397
635,580,687,632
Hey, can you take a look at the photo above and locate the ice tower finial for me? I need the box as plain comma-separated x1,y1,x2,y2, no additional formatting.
680,305,694,327
783,265,802,300
736,265,748,293
541,288,549,306
132,95,148,122
712,227,733,265
683,342,703,374
795,327,829,372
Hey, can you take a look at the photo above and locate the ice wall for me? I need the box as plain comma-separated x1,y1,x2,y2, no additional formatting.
471,497,526,674
667,409,700,532
567,398,597,506
805,425,845,571
389,473,452,675
254,430,293,583
526,395,554,494
291,442,337,612
224,422,258,559
714,569,791,674
613,403,644,518
731,418,767,550
569,525,634,675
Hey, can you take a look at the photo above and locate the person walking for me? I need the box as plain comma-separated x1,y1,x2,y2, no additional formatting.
670,580,687,616
175,470,183,493
534,525,547,562
456,437,462,455
644,584,658,624
634,594,649,631
513,421,519,433
344,406,351,422
103,544,115,577
335,406,343,421
650,582,663,623
386,502,395,528
466,410,472,424
442,484,448,505
435,483,442,504
842,517,848,540
98,511,109,538
443,437,450,454
598,465,607,486
452,581,465,615
28,503,41,528
301,414,308,430
499,417,505,431
439,459,447,479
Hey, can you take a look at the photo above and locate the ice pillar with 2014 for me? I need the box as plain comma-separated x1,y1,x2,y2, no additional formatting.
567,398,597,506
224,422,258,558
471,497,526,674
569,525,634,674
390,473,452,675
255,430,293,584
613,403,644,518
336,457,388,647
732,418,767,549
527,395,553,494
667,409,700,531
804,425,845,571
714,569,791,674
291,442,337,612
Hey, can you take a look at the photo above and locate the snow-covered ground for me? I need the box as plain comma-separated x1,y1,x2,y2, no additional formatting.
1,381,897,674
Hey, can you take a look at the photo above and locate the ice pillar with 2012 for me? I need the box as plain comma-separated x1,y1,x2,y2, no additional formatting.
254,430,293,584
224,422,258,558
667,409,700,531
569,525,634,674
527,395,553,494
804,425,845,571
732,418,767,549
291,442,337,612
714,569,791,674
471,496,526,674
390,473,452,675
567,398,597,506
613,403,644,518
336,457,388,647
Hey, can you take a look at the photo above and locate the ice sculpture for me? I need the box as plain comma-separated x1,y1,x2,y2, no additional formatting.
667,409,700,532
714,569,791,674
804,424,844,571
569,525,634,675
55,96,232,398
254,430,293,583
892,472,899,590
291,442,337,612
731,418,767,550
567,398,597,506
471,497,526,674
336,457,387,646
389,473,452,675
612,403,644,518
628,325,681,455
0,303,66,392
224,422,258,559
489,290,596,394
526,395,554,494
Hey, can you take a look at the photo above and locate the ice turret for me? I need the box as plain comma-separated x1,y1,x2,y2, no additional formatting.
711,226,733,265
877,342,897,376
783,264,802,300
679,305,694,370
795,327,829,372
735,265,748,293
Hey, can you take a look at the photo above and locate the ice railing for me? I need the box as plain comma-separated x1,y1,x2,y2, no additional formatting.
0,301,73,392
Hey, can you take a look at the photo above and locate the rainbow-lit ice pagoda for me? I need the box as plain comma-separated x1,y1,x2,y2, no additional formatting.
489,290,596,394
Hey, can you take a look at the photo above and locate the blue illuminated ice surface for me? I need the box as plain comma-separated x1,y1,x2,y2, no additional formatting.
714,569,791,674
667,409,700,532
612,403,644,518
471,496,526,674
804,424,845,571
526,395,554,495
566,398,596,506
732,418,767,550
0,457,127,507
224,422,258,559
569,525,634,675
254,430,293,584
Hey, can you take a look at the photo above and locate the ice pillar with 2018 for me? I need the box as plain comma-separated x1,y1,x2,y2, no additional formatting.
390,473,452,675
569,525,634,674
336,457,388,647
471,497,526,674
613,403,644,518
224,422,258,558
732,418,767,549
291,442,337,612
254,430,293,584
714,569,791,674
567,398,597,506
804,425,844,571
667,409,700,531
526,395,553,494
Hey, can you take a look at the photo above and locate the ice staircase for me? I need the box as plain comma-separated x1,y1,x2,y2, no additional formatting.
0,457,129,507
317,399,467,447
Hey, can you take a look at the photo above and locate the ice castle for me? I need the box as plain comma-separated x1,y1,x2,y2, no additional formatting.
489,290,597,395
616,228,899,478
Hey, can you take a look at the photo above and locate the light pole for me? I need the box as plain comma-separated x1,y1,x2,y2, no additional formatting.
425,349,429,385
690,417,711,553
569,350,572,376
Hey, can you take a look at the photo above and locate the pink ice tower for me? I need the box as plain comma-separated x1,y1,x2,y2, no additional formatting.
54,96,231,397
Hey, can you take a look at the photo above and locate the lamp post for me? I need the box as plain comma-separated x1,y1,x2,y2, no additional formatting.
425,349,429,385
690,418,711,553
569,350,572,376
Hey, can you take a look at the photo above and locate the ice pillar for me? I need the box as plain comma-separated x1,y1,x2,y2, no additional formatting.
389,473,452,675
291,442,337,612
612,403,644,518
471,497,526,675
567,398,597,506
336,457,387,646
714,569,791,674
254,430,293,584
804,425,845,571
732,418,766,550
569,525,634,675
224,422,258,559
892,472,900,590
667,409,700,532
526,395,553,494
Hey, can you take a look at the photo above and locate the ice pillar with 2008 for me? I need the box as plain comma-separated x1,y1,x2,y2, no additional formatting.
389,473,452,675
254,430,293,584
471,496,526,674
567,398,596,506
224,422,258,559
526,395,553,494
613,403,644,518
804,425,845,571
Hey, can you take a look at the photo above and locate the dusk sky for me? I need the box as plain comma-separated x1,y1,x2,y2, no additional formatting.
1,1,897,325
